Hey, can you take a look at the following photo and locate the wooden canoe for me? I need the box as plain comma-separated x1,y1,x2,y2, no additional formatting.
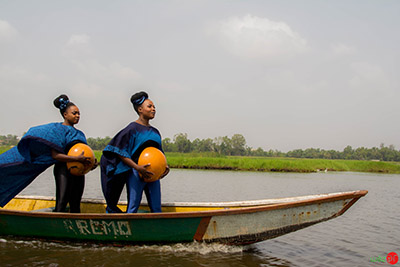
0,190,367,245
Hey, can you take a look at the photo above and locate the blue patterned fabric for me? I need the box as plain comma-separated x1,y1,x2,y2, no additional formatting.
100,122,163,213
126,169,161,213
0,122,87,207
101,122,162,176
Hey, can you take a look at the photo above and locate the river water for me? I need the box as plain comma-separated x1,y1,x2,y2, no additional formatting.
1,168,399,267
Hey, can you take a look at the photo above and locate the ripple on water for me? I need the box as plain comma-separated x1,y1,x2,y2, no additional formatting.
0,237,303,267
0,237,243,253
0,238,249,266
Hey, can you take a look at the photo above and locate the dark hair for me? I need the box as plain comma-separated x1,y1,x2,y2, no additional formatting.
130,91,149,114
53,94,75,117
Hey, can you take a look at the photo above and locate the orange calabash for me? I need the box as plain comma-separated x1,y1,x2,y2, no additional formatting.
66,143,95,176
138,147,167,182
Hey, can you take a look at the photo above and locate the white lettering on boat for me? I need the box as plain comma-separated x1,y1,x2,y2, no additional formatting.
64,219,132,236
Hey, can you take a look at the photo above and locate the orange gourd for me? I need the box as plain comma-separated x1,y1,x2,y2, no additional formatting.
138,147,167,182
66,143,95,176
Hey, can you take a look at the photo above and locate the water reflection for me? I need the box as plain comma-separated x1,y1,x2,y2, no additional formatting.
0,237,297,267
7,168,400,266
244,246,294,267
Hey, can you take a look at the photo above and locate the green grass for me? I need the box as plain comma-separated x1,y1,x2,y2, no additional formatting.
94,150,102,161
0,146,13,154
164,152,400,174
2,147,400,174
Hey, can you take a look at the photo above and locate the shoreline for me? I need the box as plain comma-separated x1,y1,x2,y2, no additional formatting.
2,147,399,174
164,152,400,174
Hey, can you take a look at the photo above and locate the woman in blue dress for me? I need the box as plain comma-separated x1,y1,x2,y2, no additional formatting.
100,91,169,213
0,94,93,213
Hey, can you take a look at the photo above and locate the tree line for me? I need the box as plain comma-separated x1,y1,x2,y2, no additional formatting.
162,133,400,162
2,133,400,162
0,135,19,146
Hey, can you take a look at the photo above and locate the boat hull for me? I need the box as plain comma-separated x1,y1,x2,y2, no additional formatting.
0,190,367,245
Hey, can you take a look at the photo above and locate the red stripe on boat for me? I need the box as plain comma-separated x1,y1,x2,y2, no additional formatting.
193,216,212,241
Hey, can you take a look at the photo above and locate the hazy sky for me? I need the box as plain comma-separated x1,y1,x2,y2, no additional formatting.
0,0,399,151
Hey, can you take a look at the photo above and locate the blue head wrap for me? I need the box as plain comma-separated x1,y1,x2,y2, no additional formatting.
59,97,70,111
132,95,147,106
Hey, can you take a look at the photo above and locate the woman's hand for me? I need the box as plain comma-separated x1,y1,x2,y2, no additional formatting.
52,149,91,165
118,155,155,179
75,151,93,166
91,158,99,170
160,166,170,179
137,163,154,180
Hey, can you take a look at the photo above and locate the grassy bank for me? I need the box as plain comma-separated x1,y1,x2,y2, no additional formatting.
2,146,400,174
164,152,400,174
0,146,13,155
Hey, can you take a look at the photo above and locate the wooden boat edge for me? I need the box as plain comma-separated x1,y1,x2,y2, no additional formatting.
12,190,367,207
0,190,368,219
